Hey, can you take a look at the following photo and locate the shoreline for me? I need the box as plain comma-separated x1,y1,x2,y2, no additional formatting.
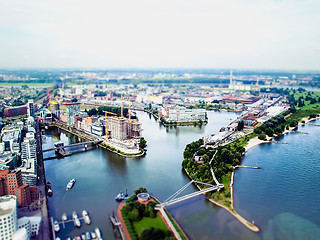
183,168,260,232
225,116,320,232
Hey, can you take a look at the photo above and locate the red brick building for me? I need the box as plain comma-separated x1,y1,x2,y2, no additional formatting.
15,184,31,207
4,106,27,118
0,168,37,206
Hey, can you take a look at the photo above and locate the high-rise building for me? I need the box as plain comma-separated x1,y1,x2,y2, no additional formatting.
0,195,18,240
107,117,128,141
19,132,37,186
27,100,34,118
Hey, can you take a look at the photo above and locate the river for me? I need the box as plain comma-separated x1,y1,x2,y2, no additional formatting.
43,112,320,240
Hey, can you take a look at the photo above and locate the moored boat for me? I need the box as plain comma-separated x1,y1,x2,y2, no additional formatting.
74,218,81,228
66,179,76,191
82,210,91,225
54,220,60,232
95,228,101,238
81,233,86,240
86,232,91,240
90,230,96,239
61,213,67,221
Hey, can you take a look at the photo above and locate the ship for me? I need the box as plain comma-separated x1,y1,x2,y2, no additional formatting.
82,210,91,225
115,188,128,201
61,213,67,221
95,228,102,239
47,182,53,197
66,179,76,191
54,220,60,232
72,211,81,228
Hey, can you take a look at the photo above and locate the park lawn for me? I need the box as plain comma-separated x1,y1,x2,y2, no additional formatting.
132,214,169,235
0,82,52,87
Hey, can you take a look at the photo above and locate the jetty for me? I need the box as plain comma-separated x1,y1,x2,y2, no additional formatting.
306,123,320,127
54,211,91,229
234,165,260,169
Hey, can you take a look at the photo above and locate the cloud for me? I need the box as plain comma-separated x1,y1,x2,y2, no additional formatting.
0,0,319,69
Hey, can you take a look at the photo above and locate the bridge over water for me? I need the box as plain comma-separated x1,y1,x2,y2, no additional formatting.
154,180,224,240
43,140,103,152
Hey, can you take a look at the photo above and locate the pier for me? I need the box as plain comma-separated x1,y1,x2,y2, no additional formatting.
306,123,320,127
234,165,260,169
54,211,91,229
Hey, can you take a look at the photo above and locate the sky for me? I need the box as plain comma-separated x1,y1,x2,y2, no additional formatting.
0,0,319,70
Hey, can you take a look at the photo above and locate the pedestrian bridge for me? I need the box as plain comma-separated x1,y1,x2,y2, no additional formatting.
155,180,224,209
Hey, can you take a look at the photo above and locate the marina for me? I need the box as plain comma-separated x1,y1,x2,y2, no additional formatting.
54,211,91,230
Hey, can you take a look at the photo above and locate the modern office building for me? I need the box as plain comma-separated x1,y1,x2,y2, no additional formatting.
0,195,18,240
26,100,34,118
19,132,37,186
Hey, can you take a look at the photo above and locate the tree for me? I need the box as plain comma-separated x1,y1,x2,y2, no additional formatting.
134,187,147,195
139,228,166,240
237,121,244,131
139,137,147,149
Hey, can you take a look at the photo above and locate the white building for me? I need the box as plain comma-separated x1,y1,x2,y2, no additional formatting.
0,195,18,240
17,216,41,238
19,132,37,186
12,228,28,240
163,107,206,122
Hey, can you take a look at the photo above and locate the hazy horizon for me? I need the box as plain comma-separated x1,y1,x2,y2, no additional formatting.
1,0,320,70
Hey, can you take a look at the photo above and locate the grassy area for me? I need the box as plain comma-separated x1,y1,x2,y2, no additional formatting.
0,82,52,87
208,172,232,210
132,214,169,235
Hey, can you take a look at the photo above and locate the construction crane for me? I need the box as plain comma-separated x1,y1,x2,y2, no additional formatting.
120,95,124,118
128,104,132,139
104,111,117,141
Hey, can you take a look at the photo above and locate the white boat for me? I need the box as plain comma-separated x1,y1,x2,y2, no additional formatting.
74,218,81,228
61,213,67,221
72,211,78,219
90,230,96,239
72,211,81,227
66,179,76,190
54,220,60,232
81,233,86,240
82,210,91,225
95,228,102,239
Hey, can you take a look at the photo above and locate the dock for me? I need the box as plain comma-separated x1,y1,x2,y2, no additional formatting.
306,123,320,127
292,130,308,134
270,141,287,144
234,165,260,169
54,211,91,229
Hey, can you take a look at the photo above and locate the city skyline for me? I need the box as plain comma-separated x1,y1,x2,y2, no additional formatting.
0,0,319,70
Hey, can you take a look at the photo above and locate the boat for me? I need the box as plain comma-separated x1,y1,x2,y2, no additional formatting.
66,179,76,191
86,232,91,240
115,188,128,201
75,235,81,240
61,213,67,221
72,211,81,227
56,238,61,240
47,182,53,196
95,228,102,239
66,238,71,240
81,233,86,240
54,220,60,232
74,218,81,228
90,230,96,239
82,210,91,225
